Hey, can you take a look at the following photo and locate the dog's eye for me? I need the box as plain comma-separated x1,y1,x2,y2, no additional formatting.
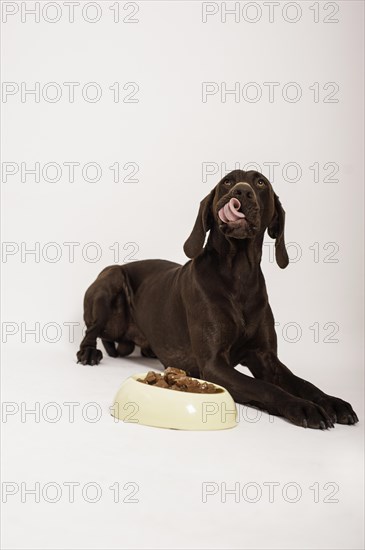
223,179,232,186
256,179,266,187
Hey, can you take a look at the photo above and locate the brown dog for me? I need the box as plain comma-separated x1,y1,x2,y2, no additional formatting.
77,170,358,429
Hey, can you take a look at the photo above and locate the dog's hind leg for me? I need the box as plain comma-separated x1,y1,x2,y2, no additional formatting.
77,290,111,365
141,347,156,358
77,266,135,365
117,341,135,357
102,339,119,357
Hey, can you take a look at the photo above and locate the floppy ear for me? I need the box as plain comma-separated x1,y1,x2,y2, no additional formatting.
268,193,289,269
184,189,215,259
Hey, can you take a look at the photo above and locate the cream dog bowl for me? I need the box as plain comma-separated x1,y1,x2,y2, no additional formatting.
110,372,237,430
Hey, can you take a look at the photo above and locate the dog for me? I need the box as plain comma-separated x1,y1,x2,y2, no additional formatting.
77,170,358,429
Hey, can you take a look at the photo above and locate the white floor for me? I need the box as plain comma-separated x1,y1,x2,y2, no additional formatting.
1,343,364,550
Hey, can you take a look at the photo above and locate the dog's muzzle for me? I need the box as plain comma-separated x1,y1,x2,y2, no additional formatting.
218,197,245,223
217,183,260,236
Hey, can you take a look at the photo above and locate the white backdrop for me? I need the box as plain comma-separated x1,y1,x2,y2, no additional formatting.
1,2,364,549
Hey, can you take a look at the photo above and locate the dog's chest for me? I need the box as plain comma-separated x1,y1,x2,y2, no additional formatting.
228,289,267,339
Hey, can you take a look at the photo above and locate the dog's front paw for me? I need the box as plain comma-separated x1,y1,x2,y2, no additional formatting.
315,395,358,425
77,347,103,366
283,398,334,430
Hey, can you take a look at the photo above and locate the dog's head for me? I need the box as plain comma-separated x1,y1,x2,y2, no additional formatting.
184,169,289,268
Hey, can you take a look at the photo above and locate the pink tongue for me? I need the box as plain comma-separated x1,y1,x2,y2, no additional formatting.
218,198,245,223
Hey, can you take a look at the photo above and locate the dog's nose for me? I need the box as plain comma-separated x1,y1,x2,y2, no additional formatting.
232,183,255,202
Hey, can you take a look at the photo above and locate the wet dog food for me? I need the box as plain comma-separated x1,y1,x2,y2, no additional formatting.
138,367,223,394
